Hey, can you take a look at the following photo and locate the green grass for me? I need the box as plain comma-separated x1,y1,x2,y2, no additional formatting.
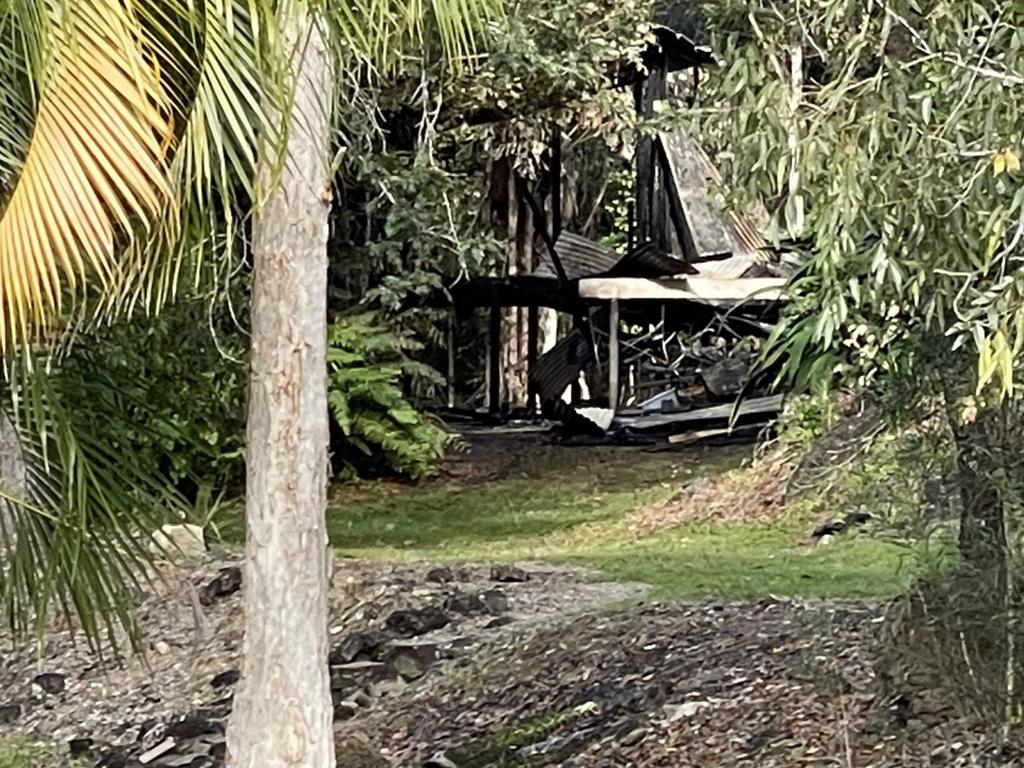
215,438,920,600
0,738,60,768
574,522,923,600
309,440,920,601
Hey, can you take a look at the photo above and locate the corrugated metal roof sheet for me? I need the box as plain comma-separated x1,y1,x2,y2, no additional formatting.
530,328,594,406
533,234,696,280
533,233,619,280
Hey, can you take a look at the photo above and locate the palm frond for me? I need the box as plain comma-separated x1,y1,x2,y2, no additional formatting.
108,0,283,319
0,354,191,652
320,0,502,74
0,0,175,352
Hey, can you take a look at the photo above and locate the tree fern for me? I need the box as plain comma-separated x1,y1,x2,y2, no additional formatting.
327,314,452,479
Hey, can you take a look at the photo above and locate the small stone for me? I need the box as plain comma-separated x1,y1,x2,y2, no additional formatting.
480,589,508,614
33,672,66,694
386,641,439,681
816,534,835,547
334,701,358,720
444,592,485,615
329,631,390,665
199,567,242,606
154,641,171,656
165,713,223,740
426,566,453,583
490,565,529,583
68,738,95,759
0,704,20,724
664,701,713,722
385,607,449,638
619,727,646,747
151,523,206,561
210,670,240,689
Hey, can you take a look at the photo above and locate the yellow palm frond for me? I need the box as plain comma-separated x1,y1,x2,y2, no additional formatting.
0,0,173,352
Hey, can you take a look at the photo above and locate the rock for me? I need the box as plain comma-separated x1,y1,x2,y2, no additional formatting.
385,607,449,637
0,703,20,724
387,642,438,681
199,567,242,606
816,534,835,547
329,631,390,665
664,700,714,722
151,523,206,561
210,670,240,689
165,713,224,740
334,701,359,720
33,672,66,694
426,566,453,583
68,737,96,759
490,565,529,583
480,589,509,614
154,641,171,656
619,727,646,747
444,592,485,615
391,657,425,680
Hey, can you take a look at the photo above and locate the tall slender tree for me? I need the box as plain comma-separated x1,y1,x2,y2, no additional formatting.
0,0,497,764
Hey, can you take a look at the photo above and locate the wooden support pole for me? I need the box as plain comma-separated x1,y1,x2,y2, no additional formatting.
609,299,620,412
447,311,456,409
527,305,540,415
489,304,501,414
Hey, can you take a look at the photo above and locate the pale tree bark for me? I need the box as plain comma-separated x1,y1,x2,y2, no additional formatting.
226,6,335,767
0,409,26,562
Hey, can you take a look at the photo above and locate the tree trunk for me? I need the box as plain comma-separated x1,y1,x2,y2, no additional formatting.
226,8,335,768
0,409,26,561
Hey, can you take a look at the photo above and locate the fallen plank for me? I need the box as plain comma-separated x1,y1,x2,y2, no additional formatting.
616,394,784,431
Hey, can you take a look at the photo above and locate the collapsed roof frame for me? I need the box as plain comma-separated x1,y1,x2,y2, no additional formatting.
447,16,786,420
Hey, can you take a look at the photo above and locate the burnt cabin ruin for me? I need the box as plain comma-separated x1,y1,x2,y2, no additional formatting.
444,6,792,442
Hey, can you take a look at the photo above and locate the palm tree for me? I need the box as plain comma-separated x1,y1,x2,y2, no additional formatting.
0,0,498,764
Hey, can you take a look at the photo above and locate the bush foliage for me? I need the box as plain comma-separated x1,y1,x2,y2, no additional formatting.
327,315,454,480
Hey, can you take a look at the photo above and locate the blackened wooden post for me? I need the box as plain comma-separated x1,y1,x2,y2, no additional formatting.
527,306,540,415
447,310,456,408
488,304,501,414
608,299,620,412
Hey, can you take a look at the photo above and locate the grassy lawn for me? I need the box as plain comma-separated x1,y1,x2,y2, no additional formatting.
0,738,61,768
320,437,922,601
